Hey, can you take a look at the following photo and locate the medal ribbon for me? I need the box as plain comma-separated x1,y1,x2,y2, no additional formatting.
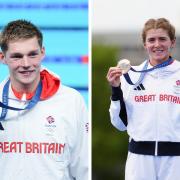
123,57,173,85
0,79,42,130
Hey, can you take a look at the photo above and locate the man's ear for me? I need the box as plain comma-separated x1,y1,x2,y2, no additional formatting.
0,52,6,64
40,47,45,61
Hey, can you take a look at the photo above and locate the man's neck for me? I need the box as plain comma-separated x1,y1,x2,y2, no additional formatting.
10,77,40,94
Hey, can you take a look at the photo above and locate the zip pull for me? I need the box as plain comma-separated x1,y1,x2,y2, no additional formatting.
155,141,158,156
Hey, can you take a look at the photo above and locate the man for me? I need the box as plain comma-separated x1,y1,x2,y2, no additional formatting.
107,18,180,179
0,19,88,180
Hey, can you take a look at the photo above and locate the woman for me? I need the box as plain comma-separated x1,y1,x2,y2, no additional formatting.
106,18,180,180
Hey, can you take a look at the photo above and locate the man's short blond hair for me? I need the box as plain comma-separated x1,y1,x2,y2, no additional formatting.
0,19,43,52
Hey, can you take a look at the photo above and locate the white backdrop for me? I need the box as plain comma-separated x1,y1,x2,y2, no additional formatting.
92,0,180,34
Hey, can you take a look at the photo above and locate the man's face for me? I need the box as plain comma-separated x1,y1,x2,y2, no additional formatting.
144,28,175,65
3,37,45,91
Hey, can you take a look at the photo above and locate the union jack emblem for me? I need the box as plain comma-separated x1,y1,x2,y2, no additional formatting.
46,116,55,124
176,80,180,86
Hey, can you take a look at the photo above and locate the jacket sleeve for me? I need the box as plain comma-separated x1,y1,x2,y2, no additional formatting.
109,86,127,131
69,93,89,180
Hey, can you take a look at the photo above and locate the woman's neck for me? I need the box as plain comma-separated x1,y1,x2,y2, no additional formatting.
149,57,170,66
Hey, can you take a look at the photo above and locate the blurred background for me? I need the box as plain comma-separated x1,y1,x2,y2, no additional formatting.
0,0,88,104
92,0,180,179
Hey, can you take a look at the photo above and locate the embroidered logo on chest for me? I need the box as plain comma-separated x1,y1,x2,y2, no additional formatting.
176,80,180,86
46,116,55,124
133,83,145,91
173,80,180,94
44,116,57,135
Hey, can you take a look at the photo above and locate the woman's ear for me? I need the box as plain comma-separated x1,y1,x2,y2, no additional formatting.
171,38,176,49
143,42,147,50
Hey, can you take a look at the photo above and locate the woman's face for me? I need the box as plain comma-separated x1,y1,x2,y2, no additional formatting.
144,28,175,65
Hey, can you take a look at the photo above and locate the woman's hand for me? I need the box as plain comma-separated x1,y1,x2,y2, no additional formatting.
106,67,122,87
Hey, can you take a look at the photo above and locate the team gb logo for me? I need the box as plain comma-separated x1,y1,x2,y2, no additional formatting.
46,116,55,124
176,80,180,86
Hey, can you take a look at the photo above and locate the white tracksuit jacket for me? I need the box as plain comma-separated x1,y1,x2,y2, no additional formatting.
0,72,88,180
109,60,180,179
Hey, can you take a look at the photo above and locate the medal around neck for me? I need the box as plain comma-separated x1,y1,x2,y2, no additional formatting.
121,57,173,86
0,79,42,120
117,59,131,74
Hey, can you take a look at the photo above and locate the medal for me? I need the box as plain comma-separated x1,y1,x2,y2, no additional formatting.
117,59,131,74
118,57,174,86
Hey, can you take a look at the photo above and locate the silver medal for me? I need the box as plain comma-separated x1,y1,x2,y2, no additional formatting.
117,59,131,74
